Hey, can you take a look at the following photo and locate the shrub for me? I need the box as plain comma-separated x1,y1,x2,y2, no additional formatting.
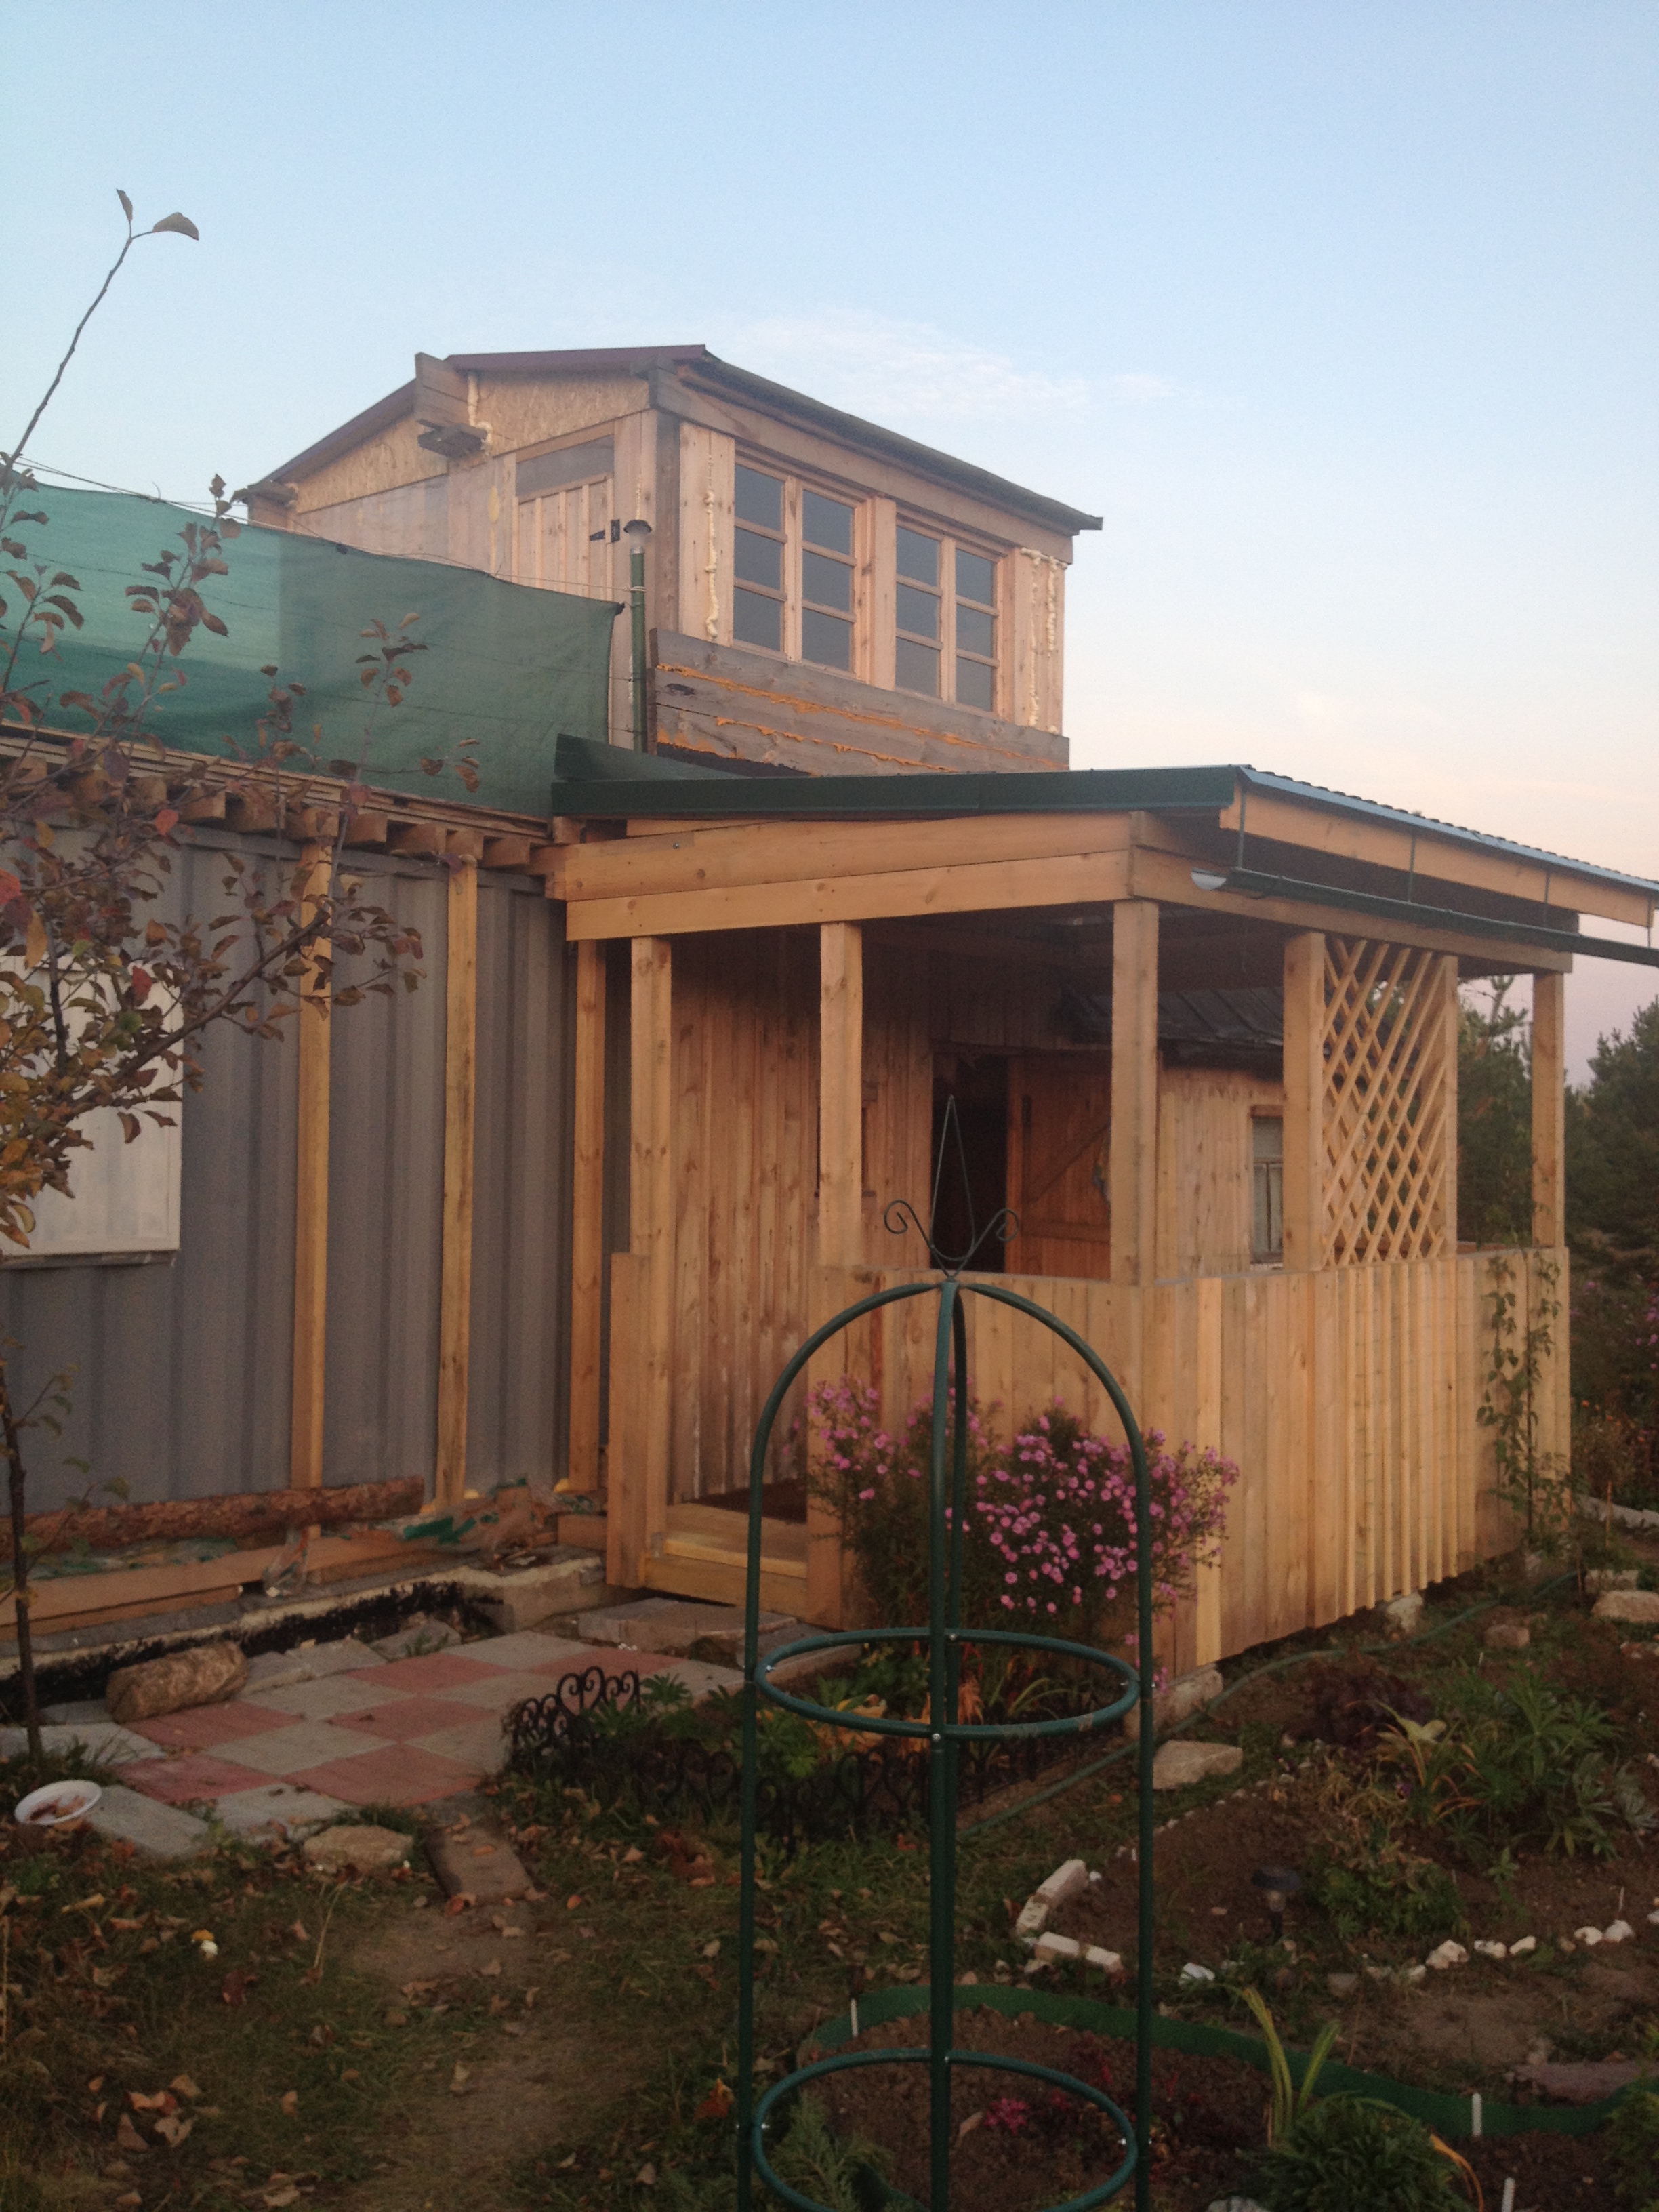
807,1378,1237,1647
1245,2095,1465,2212
1310,1852,1465,1948
1610,2084,1659,2211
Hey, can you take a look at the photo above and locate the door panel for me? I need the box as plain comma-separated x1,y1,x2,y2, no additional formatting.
1005,1050,1112,1279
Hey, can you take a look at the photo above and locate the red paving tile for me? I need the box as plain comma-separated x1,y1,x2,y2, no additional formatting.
285,1746,479,1806
132,1703,297,1750
346,1653,501,1693
127,1753,263,1804
329,1696,485,1742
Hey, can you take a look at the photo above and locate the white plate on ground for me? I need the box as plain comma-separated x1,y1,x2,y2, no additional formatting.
14,1779,102,1826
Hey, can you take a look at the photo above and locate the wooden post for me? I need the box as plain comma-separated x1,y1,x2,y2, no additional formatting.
289,844,331,1489
1109,901,1159,1285
1435,954,1459,1253
818,923,865,1267
624,937,674,1586
434,860,478,1507
1282,932,1326,1271
1531,969,1566,1249
567,939,607,1494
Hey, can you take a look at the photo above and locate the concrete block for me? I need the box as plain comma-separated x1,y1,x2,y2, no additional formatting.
1151,1740,1244,1790
1033,1931,1080,1963
467,1555,608,1635
1593,1589,1659,1625
302,1822,413,1872
212,1782,352,1843
1034,1858,1090,1910
85,1783,211,1860
1124,1665,1223,1741
426,1822,531,1903
41,1699,109,1726
1014,1898,1049,1942
0,1722,163,1765
1083,1945,1124,1974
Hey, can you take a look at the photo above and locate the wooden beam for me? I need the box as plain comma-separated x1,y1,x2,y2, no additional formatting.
1220,784,1654,931
567,939,607,1494
561,846,1132,940
1435,955,1459,1253
1109,900,1159,1286
290,844,331,1489
1282,933,1326,1271
620,937,674,1586
1531,970,1566,1248
434,861,478,1507
817,924,865,1271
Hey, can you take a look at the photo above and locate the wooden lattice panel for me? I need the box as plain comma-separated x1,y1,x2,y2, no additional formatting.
1322,938,1454,1265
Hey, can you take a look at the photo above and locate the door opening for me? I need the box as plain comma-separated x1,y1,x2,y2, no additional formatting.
929,1054,1008,1271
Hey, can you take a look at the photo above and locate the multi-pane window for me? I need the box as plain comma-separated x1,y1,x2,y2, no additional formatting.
895,527,999,709
733,462,857,672
1252,1115,1284,1265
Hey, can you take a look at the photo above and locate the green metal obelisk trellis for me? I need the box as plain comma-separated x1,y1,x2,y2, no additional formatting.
733,1221,1158,2209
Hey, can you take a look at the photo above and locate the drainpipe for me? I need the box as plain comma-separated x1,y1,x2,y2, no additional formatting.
622,517,652,752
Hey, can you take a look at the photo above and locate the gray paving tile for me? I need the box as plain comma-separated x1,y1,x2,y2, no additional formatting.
408,1719,512,1773
462,1631,593,1672
0,1721,165,1765
87,1784,210,1859
243,1676,412,1721
211,1782,352,1842
209,1719,389,1775
434,1671,573,1713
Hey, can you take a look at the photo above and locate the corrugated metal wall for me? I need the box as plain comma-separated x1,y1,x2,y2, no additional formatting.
0,835,575,1512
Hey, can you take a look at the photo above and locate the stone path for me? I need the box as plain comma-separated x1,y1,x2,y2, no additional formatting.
16,1628,741,1837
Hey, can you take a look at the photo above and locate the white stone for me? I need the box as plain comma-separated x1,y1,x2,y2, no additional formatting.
1151,1740,1244,1790
1647,1910,1659,1927
1179,1961,1216,1985
1593,1589,1659,1625
1426,1940,1468,1970
85,1784,210,1860
0,1721,163,1765
1033,1931,1081,1963
1602,1920,1635,1944
1034,1858,1090,1909
1084,1946,1123,1973
1326,1973,1359,1995
212,1783,352,1843
1509,1935,1537,1955
1405,1963,1427,1985
1383,1590,1425,1636
1124,1664,1224,1741
302,1823,413,1872
1586,1568,1639,1592
1206,2200,1272,2212
1572,1925,1603,1946
1014,1898,1049,1942
1473,1940,1507,1960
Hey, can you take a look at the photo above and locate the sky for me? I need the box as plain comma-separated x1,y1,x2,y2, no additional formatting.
6,1,1656,1078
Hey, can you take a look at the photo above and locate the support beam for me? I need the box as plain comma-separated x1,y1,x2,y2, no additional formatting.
618,937,674,1586
1531,969,1566,1248
1435,955,1459,1253
817,923,865,1268
434,861,478,1507
1108,899,1159,1286
289,844,331,1488
567,939,607,1493
1282,933,1326,1271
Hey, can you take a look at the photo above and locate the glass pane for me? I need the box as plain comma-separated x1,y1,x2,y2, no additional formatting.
955,655,994,710
1252,1115,1284,1163
733,588,782,652
956,548,996,607
734,527,783,590
895,581,939,640
895,637,939,696
896,526,939,586
956,605,995,657
801,548,852,613
801,608,853,670
735,464,783,531
803,489,853,556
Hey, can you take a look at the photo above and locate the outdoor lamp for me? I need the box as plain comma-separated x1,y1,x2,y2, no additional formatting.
1252,1864,1303,1942
623,519,653,752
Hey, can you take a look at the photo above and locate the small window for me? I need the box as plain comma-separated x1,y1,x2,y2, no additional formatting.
733,464,785,652
895,526,998,710
1252,1115,1284,1265
733,464,859,670
801,489,855,671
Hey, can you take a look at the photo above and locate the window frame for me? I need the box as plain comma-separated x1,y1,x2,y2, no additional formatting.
893,517,1003,714
1250,1112,1285,1267
732,456,861,676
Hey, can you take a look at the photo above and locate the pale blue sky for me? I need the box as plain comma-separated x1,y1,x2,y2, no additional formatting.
7,1,1656,1073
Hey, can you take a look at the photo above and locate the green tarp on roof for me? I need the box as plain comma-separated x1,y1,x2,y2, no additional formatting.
9,485,619,819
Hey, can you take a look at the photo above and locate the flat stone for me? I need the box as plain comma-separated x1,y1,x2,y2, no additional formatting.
106,1641,247,1724
1124,1664,1223,1741
245,1637,383,1691
302,1822,413,1872
1483,1621,1530,1650
213,1783,352,1843
40,1698,109,1725
85,1784,210,1860
1151,1740,1244,1790
0,1721,163,1765
1593,1589,1659,1625
1382,1590,1425,1637
468,1553,607,1635
1585,1568,1639,1592
426,1821,531,1903
371,1615,461,1660
579,1597,792,1658
1511,2060,1644,2104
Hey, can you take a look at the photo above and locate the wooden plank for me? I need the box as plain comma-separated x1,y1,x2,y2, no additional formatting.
1435,957,1459,1254
1193,1276,1224,1665
567,939,607,1493
606,1254,645,1587
1281,932,1325,1269
434,861,478,1509
640,1551,808,1618
290,844,331,1490
560,846,1134,939
632,938,675,1578
1218,784,1656,930
1109,900,1159,1287
818,923,864,1269
1531,970,1567,1247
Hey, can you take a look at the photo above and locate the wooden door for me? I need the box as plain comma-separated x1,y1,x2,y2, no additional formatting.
1004,1051,1113,1279
515,475,613,596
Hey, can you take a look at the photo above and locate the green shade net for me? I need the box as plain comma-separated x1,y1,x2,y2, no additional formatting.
8,485,619,819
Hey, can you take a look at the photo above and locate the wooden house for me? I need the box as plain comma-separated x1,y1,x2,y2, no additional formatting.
543,744,1659,1669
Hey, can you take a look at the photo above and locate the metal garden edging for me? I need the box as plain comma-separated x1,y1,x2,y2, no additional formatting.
734,1273,1159,2212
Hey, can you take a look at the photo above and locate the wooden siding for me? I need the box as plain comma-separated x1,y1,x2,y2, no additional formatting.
1155,1067,1286,1279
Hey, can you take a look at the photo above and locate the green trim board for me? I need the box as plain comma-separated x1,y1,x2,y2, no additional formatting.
802,1980,1637,2142
1218,867,1659,969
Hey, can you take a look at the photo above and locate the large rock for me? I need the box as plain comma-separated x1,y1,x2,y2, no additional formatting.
302,1822,412,1872
1124,1665,1223,1741
1593,1589,1659,1626
1382,1590,1425,1638
106,1641,247,1725
1151,1740,1244,1790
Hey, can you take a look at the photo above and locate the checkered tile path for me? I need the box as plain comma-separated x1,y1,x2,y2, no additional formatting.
123,1632,722,1813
